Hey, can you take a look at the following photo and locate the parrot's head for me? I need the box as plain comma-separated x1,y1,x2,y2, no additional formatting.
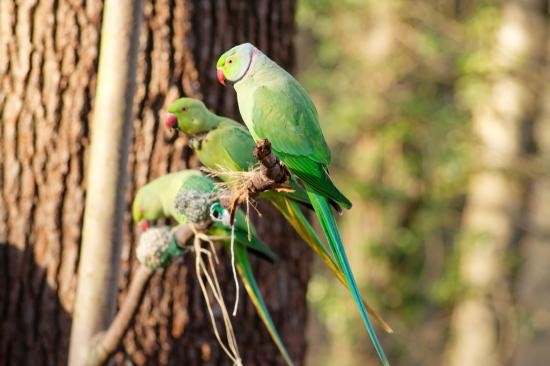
132,187,164,231
216,43,257,86
166,98,210,134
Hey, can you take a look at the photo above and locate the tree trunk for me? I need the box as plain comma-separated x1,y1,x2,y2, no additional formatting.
444,1,547,365
68,0,143,364
513,13,550,365
0,1,311,365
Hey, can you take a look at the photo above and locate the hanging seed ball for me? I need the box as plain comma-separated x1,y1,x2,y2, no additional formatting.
174,189,217,225
136,226,172,269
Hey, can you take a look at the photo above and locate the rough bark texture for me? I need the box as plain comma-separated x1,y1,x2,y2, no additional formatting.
0,1,311,365
444,1,548,365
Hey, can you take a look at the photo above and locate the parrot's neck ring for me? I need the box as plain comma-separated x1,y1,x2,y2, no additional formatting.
232,48,257,85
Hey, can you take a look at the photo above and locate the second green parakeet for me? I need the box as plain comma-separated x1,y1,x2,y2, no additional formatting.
165,97,392,334
132,169,294,365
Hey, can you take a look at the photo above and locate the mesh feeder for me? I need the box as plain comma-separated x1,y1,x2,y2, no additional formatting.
136,226,185,270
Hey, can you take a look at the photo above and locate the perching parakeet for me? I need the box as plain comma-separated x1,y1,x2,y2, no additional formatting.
165,97,391,333
216,43,390,365
132,170,295,365
132,170,202,231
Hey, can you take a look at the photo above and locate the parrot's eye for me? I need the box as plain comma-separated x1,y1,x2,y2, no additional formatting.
228,59,233,64
181,107,188,112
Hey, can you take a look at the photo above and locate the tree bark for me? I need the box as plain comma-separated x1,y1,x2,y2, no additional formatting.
0,1,311,365
444,1,547,365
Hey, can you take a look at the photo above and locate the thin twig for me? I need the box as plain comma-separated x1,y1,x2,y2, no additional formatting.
91,265,153,365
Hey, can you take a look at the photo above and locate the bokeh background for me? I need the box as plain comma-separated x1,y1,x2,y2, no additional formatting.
297,0,550,365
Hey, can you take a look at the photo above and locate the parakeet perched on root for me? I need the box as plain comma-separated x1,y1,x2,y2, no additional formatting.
165,97,392,334
216,43,390,365
132,170,295,365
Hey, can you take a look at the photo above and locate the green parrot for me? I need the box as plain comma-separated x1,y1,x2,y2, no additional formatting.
165,97,391,333
215,43,390,365
132,170,202,231
132,170,295,365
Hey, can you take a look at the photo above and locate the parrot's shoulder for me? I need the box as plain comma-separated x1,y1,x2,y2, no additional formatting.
199,124,256,172
207,119,253,145
217,118,247,132
248,82,331,164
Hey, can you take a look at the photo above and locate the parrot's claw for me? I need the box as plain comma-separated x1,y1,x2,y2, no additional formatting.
273,185,295,193
253,139,272,160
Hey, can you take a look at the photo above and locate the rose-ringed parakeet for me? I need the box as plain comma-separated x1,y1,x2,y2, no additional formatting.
165,97,391,333
215,43,390,365
132,170,295,365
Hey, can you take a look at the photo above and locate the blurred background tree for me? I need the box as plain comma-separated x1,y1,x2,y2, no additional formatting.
297,0,549,365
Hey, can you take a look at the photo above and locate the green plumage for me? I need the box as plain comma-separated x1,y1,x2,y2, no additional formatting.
132,169,293,365
232,50,350,210
167,98,310,205
132,170,202,223
167,97,392,333
217,43,389,366
197,120,258,172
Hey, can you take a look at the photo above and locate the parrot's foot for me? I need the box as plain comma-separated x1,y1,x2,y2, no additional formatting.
213,139,291,221
253,139,289,184
253,138,272,160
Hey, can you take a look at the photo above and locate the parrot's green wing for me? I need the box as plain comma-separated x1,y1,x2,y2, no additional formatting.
245,75,331,164
198,120,312,207
278,155,350,211
133,169,204,224
198,120,258,172
234,244,294,366
249,85,351,209
150,170,203,218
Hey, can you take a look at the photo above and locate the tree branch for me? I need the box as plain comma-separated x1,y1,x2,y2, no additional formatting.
90,265,153,366
218,139,291,215
68,1,143,364
88,224,194,366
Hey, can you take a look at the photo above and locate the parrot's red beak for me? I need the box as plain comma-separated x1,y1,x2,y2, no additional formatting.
217,68,226,86
165,113,177,130
139,220,151,232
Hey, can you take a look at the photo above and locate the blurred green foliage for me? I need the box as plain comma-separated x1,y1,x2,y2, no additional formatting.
296,1,500,364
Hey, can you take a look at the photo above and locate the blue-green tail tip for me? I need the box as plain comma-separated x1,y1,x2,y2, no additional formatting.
306,187,390,366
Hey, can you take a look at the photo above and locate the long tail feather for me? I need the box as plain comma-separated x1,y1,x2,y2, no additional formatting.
269,194,393,334
306,187,390,366
234,244,295,366
212,223,278,262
